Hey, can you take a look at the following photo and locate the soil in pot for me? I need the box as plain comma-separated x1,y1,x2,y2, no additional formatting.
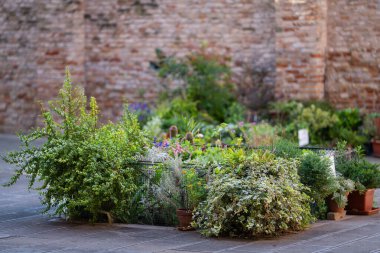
176,209,193,230
347,189,375,212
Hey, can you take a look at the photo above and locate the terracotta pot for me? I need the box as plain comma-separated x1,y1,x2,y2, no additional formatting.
327,193,349,213
347,189,375,212
371,139,380,158
176,209,193,228
374,117,380,137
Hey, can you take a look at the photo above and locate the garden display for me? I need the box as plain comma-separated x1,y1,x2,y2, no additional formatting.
3,54,379,238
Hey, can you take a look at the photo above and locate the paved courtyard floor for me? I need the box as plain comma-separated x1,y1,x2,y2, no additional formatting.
1,134,380,253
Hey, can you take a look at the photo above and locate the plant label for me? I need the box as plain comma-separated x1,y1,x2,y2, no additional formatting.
298,129,309,147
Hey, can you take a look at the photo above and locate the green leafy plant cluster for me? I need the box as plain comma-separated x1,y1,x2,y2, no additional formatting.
193,151,313,237
270,101,369,147
150,49,245,133
335,142,380,190
298,152,336,217
3,69,147,223
329,176,355,208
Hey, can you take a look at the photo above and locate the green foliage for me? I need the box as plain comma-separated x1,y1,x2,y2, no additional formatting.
331,108,366,147
335,143,380,190
3,69,147,222
270,101,338,145
336,108,362,130
298,152,336,217
193,151,313,237
152,49,245,125
270,101,369,146
330,176,355,208
156,98,209,134
240,122,278,148
296,105,338,145
183,168,207,210
272,139,302,159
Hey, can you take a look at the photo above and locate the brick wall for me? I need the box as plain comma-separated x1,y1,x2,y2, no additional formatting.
326,0,380,111
0,0,85,132
0,0,379,132
275,0,327,101
83,0,276,120
0,0,276,132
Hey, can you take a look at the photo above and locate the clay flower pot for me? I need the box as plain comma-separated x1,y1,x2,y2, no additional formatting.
327,193,349,213
371,139,380,158
347,189,375,212
176,209,193,230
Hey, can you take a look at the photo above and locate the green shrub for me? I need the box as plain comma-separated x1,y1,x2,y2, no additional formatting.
240,122,278,148
193,151,313,237
152,49,245,124
335,143,380,190
3,69,147,222
296,105,338,145
272,139,302,159
298,152,336,217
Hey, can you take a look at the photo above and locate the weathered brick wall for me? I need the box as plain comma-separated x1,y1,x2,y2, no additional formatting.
1,0,379,133
0,0,85,132
326,0,380,111
275,0,327,101
83,0,276,120
0,0,276,132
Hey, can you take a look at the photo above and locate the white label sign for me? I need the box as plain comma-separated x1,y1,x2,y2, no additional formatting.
298,129,309,147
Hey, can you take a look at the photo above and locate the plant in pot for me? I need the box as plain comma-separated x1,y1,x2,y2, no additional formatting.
326,176,355,213
336,143,380,215
370,113,380,157
155,142,206,230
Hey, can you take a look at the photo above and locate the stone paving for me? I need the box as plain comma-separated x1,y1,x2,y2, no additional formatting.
1,134,380,253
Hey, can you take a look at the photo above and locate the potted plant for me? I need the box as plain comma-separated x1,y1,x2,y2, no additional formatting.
336,143,380,215
326,177,355,213
155,141,206,230
370,113,380,157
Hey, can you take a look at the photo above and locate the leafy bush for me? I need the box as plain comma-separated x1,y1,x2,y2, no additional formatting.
152,49,245,124
240,122,278,148
193,151,313,237
335,143,380,190
298,152,336,217
270,101,370,147
295,105,338,145
3,69,147,222
272,139,302,159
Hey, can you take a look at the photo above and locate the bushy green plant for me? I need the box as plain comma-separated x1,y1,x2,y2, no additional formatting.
329,176,355,208
270,101,338,145
239,122,278,148
330,108,366,147
298,151,336,217
271,139,302,159
3,69,147,223
270,101,371,147
152,49,245,124
193,151,313,237
296,105,338,145
335,143,380,190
